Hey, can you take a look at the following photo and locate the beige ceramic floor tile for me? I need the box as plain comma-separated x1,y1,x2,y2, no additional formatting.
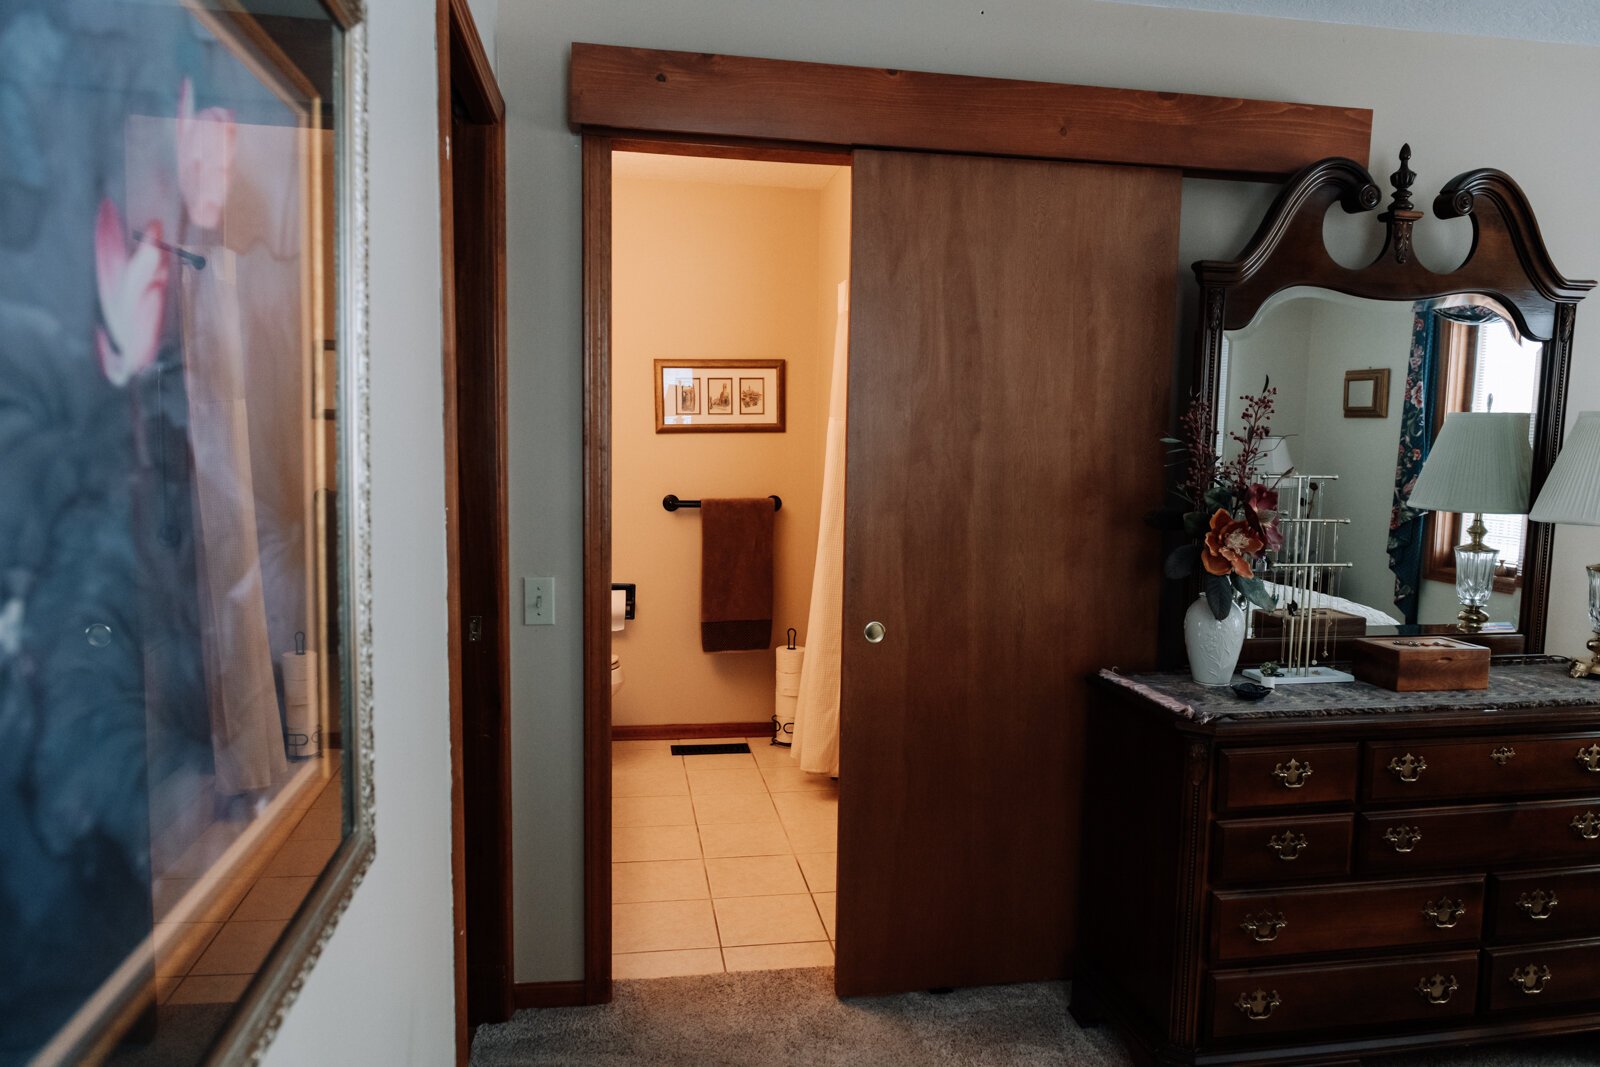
759,766,837,793
691,792,778,826
190,920,287,976
156,976,183,1004
613,794,696,828
713,894,827,947
813,892,836,939
686,766,767,795
613,899,719,954
168,973,254,1004
697,821,790,859
614,761,690,798
722,941,834,972
796,852,837,894
612,948,725,980
261,835,339,878
781,820,837,855
704,855,809,899
771,791,839,823
155,922,222,978
613,859,709,904
229,877,316,922
613,824,702,863
745,740,794,766
292,803,342,840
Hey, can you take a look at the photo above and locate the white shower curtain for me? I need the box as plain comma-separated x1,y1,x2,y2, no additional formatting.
791,282,848,777
182,254,287,796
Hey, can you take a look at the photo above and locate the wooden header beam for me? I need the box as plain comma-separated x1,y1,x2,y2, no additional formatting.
568,43,1372,182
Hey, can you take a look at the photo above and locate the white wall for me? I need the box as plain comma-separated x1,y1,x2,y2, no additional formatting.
262,0,500,1060
498,0,1600,983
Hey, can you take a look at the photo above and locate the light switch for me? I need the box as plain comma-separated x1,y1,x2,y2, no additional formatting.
524,576,555,625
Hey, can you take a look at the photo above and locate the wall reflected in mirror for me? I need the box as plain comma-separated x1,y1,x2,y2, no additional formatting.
1219,288,1543,647
0,3,349,1064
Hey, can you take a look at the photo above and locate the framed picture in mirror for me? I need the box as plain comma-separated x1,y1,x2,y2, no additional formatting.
0,2,373,1065
1343,367,1390,417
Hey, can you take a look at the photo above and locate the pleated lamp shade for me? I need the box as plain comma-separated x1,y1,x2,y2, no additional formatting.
1531,411,1600,526
1408,412,1533,515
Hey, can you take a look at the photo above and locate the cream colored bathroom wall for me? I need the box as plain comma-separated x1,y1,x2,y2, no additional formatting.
611,166,849,728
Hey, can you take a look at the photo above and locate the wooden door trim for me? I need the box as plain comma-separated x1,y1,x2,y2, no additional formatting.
569,43,1372,182
441,0,511,1057
581,132,614,1005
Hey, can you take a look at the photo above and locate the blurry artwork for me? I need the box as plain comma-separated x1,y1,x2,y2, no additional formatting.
0,3,341,1063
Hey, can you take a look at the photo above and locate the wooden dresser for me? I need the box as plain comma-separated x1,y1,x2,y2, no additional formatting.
1073,658,1600,1065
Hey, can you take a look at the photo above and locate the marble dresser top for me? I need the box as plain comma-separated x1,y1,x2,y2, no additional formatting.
1097,656,1600,724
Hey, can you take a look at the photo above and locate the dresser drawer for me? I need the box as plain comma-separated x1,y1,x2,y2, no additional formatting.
1486,938,1600,1013
1217,743,1358,811
1357,799,1600,874
1492,867,1600,942
1211,876,1484,963
1365,734,1600,803
1208,951,1478,1040
1213,814,1353,885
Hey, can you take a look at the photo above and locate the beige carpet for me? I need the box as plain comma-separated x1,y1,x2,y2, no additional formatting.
470,968,1600,1066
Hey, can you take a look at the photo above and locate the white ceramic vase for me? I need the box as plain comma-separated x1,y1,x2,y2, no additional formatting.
1184,594,1246,686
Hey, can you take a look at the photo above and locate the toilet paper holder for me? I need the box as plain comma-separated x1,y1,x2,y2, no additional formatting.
611,583,636,621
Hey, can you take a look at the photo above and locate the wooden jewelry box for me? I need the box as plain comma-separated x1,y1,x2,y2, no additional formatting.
1351,636,1492,692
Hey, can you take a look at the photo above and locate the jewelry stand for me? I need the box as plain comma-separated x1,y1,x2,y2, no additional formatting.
1244,474,1356,685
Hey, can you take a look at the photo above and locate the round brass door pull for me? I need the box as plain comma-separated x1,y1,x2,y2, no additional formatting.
863,621,886,644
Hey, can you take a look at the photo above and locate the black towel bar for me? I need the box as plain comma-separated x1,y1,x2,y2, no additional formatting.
663,494,782,513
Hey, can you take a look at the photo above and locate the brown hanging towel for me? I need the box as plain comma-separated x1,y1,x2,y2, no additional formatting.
699,498,774,652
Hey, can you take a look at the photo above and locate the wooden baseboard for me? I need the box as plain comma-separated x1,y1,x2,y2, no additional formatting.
511,980,589,1009
611,721,773,741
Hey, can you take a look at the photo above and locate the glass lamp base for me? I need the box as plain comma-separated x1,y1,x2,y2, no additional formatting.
1454,544,1499,633
1572,564,1600,679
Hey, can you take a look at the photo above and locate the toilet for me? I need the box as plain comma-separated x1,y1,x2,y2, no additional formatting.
610,654,623,695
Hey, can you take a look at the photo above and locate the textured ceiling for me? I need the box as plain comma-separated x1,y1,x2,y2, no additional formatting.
1103,0,1600,47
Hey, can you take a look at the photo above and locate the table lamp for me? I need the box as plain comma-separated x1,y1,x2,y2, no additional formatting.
1407,412,1533,632
1529,410,1600,678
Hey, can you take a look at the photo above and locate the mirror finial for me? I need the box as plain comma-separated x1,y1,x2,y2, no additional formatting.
1388,143,1416,214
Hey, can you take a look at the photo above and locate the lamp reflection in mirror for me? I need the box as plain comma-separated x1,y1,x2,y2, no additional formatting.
1406,412,1533,632
1529,411,1600,677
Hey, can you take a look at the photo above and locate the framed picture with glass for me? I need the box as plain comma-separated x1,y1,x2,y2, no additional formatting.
654,358,786,433
0,2,373,1064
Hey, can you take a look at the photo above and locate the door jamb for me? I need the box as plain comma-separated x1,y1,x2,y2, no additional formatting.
439,0,509,1057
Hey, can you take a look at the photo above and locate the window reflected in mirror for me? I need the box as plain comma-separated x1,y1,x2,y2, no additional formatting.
0,3,350,1064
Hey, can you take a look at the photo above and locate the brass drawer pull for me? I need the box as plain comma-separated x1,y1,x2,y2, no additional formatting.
1422,897,1466,930
1517,890,1558,920
1273,759,1313,789
1490,746,1516,766
1572,812,1600,840
1384,825,1423,853
1416,973,1459,1005
1268,831,1309,861
1388,753,1428,782
1509,964,1552,995
1578,744,1600,773
1240,911,1287,942
1235,988,1281,1021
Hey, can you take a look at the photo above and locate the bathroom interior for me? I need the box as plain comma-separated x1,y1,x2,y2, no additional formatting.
607,149,852,979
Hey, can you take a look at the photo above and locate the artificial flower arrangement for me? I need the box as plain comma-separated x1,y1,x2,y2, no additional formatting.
1163,387,1286,620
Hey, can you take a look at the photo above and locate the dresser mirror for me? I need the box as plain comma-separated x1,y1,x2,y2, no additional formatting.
1193,146,1593,656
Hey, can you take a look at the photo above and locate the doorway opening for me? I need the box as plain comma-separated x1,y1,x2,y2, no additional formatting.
438,0,510,1059
596,142,851,987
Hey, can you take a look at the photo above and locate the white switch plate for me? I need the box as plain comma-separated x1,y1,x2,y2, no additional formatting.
524,576,555,625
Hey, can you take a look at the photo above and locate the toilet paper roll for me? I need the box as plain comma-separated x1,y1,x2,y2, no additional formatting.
281,650,321,759
611,588,628,632
773,691,798,746
775,646,805,675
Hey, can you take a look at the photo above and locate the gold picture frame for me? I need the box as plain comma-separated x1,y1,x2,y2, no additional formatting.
1343,367,1390,418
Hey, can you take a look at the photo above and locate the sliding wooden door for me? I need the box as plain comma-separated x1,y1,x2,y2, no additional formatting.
835,150,1181,997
